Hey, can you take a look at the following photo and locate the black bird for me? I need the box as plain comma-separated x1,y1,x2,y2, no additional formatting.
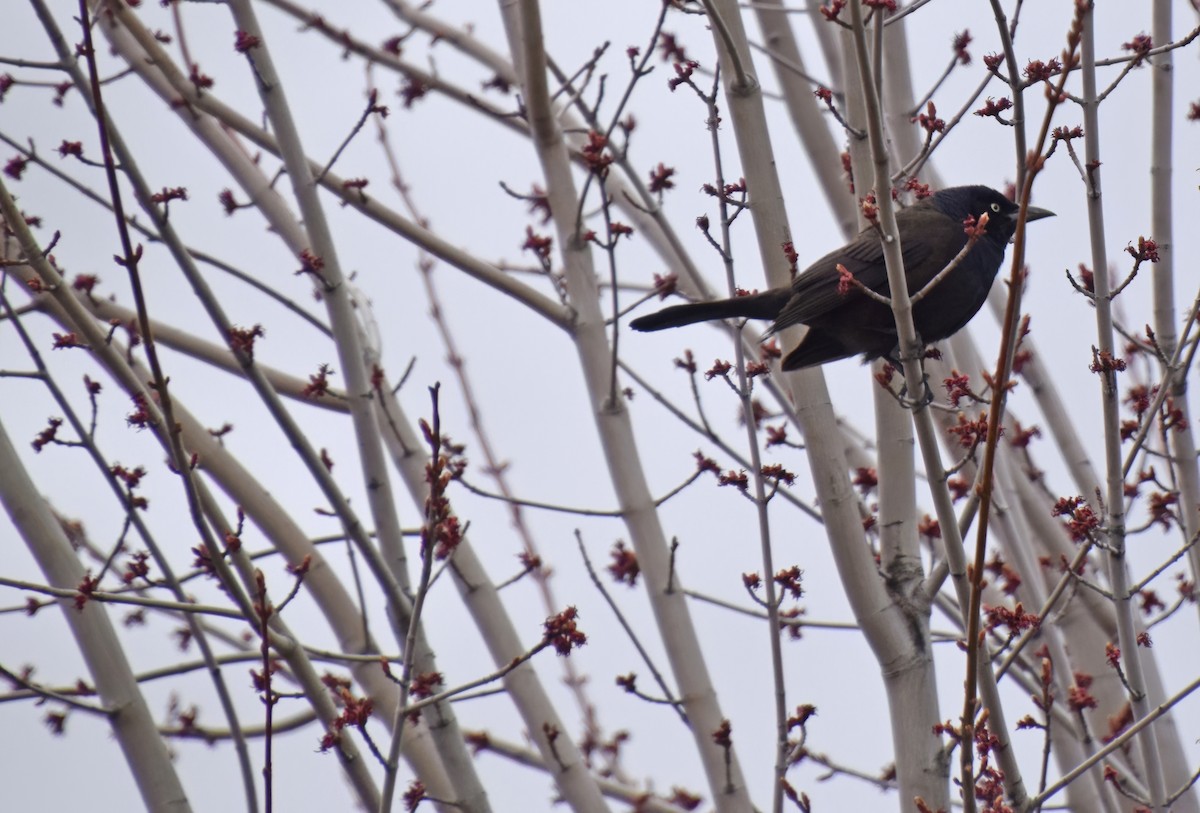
630,186,1054,370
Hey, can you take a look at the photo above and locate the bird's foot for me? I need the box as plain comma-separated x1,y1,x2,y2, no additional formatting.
882,346,935,410
878,362,934,410
896,375,935,410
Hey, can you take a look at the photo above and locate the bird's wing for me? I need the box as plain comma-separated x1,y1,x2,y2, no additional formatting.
774,208,964,331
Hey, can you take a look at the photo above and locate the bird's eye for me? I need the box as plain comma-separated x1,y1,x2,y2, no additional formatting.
990,202,1001,213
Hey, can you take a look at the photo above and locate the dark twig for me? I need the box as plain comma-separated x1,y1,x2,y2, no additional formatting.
315,89,388,184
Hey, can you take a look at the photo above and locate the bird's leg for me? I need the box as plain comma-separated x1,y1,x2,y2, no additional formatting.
883,349,906,377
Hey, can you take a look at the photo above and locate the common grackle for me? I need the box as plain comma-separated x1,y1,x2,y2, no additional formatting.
629,185,1053,370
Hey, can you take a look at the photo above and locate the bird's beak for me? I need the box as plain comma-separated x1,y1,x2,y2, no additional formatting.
1024,205,1055,222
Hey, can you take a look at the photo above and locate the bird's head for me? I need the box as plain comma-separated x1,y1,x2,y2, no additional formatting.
931,185,1054,244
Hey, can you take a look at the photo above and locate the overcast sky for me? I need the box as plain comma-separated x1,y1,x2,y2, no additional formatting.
2,1,1199,811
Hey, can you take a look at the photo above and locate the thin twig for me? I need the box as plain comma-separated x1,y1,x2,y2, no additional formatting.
576,531,687,723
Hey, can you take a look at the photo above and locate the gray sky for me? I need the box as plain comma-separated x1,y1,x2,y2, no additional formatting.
2,1,1199,811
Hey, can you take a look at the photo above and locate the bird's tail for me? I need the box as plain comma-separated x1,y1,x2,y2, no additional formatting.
629,290,791,332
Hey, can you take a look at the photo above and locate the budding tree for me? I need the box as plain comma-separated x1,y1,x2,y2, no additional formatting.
1,1,1198,812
